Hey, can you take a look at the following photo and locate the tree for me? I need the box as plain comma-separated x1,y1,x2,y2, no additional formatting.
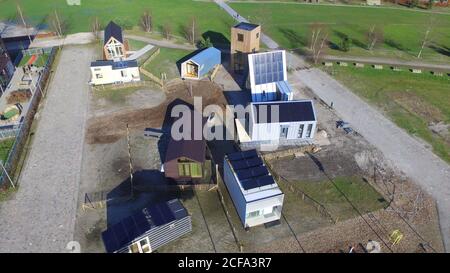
16,4,32,44
340,35,351,52
197,37,212,49
366,25,384,51
48,10,66,38
417,16,436,59
140,10,152,32
308,24,329,64
90,17,101,40
183,17,199,45
162,23,172,40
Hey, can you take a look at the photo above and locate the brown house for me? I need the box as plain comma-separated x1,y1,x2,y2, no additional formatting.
163,110,211,182
103,21,128,61
230,22,261,73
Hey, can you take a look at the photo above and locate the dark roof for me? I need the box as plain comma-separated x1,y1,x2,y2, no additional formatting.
252,100,316,124
226,149,275,191
234,22,260,31
90,59,138,69
165,110,207,163
0,54,11,71
104,21,123,45
102,199,188,253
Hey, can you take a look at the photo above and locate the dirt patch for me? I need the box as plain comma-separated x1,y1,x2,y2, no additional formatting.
389,92,444,123
7,90,32,104
86,79,227,144
429,121,450,144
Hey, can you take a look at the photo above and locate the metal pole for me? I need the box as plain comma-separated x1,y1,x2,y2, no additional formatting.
0,160,15,189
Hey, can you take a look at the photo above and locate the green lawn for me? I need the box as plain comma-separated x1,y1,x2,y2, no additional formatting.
231,3,450,62
127,39,148,51
292,176,388,220
0,0,235,41
144,47,192,80
0,138,15,163
323,65,450,163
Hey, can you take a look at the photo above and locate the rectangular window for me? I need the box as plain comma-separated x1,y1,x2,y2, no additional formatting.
121,70,127,77
280,125,289,138
306,124,313,138
178,162,202,178
247,210,260,219
297,124,304,138
190,163,202,178
95,74,103,79
256,32,259,38
237,33,244,42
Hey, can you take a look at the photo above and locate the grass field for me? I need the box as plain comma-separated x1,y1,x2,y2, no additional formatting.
293,176,388,220
322,65,450,163
127,39,148,51
231,3,450,62
0,138,15,163
144,47,191,80
0,0,235,41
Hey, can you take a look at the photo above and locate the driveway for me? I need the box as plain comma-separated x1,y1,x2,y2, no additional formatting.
0,45,93,252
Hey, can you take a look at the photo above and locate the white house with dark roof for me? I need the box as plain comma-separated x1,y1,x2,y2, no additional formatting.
223,149,284,228
236,100,317,146
90,60,140,85
248,50,293,102
103,21,128,61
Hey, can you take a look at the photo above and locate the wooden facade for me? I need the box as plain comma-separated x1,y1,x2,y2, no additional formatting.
230,22,261,74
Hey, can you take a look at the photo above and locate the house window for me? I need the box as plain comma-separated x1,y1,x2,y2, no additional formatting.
256,32,260,38
94,68,101,71
237,33,244,42
306,124,313,138
297,124,304,138
95,74,103,79
121,70,127,77
246,210,261,219
129,243,140,253
178,162,202,178
139,238,151,253
280,125,289,138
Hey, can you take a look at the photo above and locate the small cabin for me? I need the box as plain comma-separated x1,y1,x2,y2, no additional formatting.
90,60,140,85
223,149,284,228
101,199,192,253
103,21,128,61
180,47,221,80
248,50,293,102
230,22,261,73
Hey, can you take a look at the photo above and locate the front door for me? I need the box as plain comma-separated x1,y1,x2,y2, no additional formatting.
280,125,289,139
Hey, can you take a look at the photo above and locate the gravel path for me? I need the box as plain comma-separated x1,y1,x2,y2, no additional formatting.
291,68,450,252
0,45,93,252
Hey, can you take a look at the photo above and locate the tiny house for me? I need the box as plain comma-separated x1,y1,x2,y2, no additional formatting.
230,22,261,73
181,47,221,80
90,60,140,85
223,149,284,228
248,50,293,102
101,199,192,253
103,21,128,61
247,100,317,143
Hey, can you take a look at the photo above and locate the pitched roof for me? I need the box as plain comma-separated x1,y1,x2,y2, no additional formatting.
164,110,207,163
252,100,316,124
187,47,221,66
104,21,123,45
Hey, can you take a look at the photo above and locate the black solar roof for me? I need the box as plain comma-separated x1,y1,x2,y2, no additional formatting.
102,199,188,253
253,101,316,124
234,22,259,31
226,149,275,191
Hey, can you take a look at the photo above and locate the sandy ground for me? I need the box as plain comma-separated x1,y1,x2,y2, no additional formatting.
0,45,93,252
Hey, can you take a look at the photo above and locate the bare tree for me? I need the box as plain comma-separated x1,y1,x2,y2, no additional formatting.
16,3,32,44
184,17,199,45
162,23,172,40
417,17,436,59
140,10,152,32
48,10,65,38
366,25,384,51
309,23,324,51
90,17,101,40
309,23,328,64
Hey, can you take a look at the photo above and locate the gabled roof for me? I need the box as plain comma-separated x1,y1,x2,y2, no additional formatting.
104,21,123,45
252,100,316,124
185,47,221,67
164,110,207,163
101,199,188,253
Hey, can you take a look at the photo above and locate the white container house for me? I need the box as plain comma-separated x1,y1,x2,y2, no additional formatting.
248,50,293,102
223,149,284,228
90,60,140,86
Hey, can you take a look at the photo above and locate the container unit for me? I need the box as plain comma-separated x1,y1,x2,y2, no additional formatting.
223,149,284,228
102,199,192,253
90,59,140,85
181,47,221,80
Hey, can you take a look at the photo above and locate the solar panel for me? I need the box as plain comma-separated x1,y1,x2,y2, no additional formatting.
240,178,260,191
255,175,275,187
227,150,258,161
251,51,285,85
230,157,263,171
236,166,268,180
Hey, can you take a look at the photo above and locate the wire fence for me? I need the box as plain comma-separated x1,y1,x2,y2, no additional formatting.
0,47,58,188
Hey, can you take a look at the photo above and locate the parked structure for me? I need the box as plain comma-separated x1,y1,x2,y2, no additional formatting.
223,149,284,228
230,22,261,74
163,110,211,182
0,37,14,91
236,100,317,145
102,199,192,253
180,47,221,80
89,60,140,85
103,21,128,61
248,50,293,102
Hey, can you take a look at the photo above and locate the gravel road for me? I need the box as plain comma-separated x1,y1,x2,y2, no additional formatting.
0,45,93,252
291,68,450,252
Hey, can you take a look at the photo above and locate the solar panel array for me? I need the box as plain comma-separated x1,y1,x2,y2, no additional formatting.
227,149,275,191
102,200,187,253
251,51,285,85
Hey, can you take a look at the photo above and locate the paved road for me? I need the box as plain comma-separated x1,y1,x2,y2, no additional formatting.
126,44,154,60
322,55,450,72
291,68,450,252
0,45,92,252
218,0,450,252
